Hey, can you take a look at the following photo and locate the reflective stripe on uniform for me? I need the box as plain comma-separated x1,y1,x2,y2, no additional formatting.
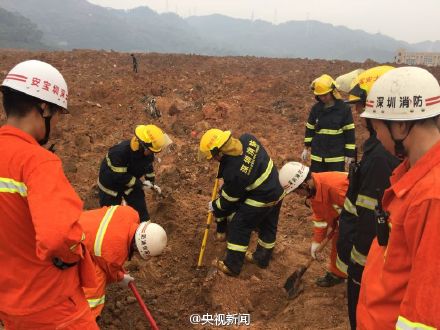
313,221,328,228
246,159,273,191
342,123,355,130
324,156,345,163
106,154,127,173
396,316,436,330
356,194,378,211
332,204,342,214
94,205,118,256
317,128,343,135
97,179,118,197
88,295,106,308
227,242,248,252
69,232,86,252
0,177,27,197
351,246,367,266
345,144,356,150
145,172,155,178
306,122,315,129
215,198,224,210
221,190,240,202
126,176,136,187
336,255,348,275
244,191,285,208
344,197,358,216
304,137,313,143
310,154,322,162
257,238,275,249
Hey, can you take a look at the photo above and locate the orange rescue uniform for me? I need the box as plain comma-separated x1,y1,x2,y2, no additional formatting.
0,125,97,329
80,205,139,318
357,141,440,329
310,171,348,278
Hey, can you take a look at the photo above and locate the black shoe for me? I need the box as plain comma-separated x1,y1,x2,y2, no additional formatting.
316,272,344,287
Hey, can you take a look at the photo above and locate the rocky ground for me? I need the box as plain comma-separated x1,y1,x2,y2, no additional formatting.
1,50,439,330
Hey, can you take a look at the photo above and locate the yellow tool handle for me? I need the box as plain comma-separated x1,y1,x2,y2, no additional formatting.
197,175,220,267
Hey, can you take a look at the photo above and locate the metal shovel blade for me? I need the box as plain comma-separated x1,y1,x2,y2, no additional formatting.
284,265,307,299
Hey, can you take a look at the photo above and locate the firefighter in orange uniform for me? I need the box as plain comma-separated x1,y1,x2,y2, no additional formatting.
279,162,348,286
357,67,440,329
0,61,98,328
80,205,167,318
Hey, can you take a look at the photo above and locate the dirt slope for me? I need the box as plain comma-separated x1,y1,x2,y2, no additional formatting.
1,50,439,330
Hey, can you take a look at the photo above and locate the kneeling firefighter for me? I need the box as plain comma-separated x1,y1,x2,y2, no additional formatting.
98,124,172,222
279,162,348,287
80,205,167,318
199,129,284,276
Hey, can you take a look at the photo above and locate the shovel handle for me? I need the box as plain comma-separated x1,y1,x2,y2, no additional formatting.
197,176,220,267
129,282,159,330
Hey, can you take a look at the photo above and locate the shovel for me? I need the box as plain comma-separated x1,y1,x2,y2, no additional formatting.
283,229,335,299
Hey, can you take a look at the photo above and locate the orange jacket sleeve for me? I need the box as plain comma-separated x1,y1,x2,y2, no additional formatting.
397,199,440,328
26,158,84,263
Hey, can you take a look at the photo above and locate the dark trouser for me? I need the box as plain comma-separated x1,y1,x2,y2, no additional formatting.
311,160,345,173
98,188,150,222
347,276,360,330
224,201,282,275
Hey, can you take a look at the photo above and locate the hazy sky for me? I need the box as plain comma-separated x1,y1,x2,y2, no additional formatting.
87,0,439,43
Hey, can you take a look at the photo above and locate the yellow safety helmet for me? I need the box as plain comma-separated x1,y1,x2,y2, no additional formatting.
348,66,395,104
199,128,232,160
133,124,172,153
310,74,337,95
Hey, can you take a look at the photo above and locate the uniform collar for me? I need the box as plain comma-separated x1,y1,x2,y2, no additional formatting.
362,133,381,154
390,140,440,198
311,173,323,203
0,125,39,145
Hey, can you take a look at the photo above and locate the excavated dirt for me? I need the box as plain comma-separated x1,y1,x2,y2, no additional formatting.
1,50,440,330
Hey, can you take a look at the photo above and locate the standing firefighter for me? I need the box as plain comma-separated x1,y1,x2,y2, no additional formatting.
80,205,167,318
97,124,171,222
357,67,440,329
0,60,98,328
335,66,400,330
279,162,348,286
131,53,138,73
301,74,356,172
199,129,284,276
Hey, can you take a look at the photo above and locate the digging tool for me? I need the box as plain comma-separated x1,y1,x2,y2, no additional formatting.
284,229,336,299
197,169,220,267
129,282,159,330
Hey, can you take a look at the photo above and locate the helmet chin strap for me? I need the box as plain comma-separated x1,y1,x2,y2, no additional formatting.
384,121,415,160
36,104,52,146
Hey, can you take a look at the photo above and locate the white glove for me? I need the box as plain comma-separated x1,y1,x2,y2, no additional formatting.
345,157,355,167
152,184,162,195
310,241,321,259
301,148,310,161
208,201,214,212
142,180,153,190
119,273,134,288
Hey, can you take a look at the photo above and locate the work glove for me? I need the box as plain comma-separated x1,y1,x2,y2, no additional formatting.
301,148,310,161
152,184,162,195
345,157,355,167
208,201,214,212
310,241,321,259
119,273,134,288
142,180,154,190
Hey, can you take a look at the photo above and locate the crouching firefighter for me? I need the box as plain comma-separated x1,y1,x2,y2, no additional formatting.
97,124,172,222
199,129,284,276
279,162,348,287
80,205,167,318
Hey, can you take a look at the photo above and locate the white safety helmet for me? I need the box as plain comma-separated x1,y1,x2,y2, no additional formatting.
1,60,68,110
279,162,310,194
135,222,167,259
361,66,440,121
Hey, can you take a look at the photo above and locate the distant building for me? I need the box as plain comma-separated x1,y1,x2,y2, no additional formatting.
395,49,440,67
